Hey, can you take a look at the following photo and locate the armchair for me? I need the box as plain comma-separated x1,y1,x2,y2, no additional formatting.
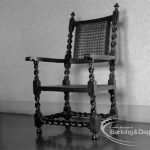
26,3,119,140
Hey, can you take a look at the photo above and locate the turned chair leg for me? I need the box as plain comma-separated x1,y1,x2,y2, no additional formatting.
108,89,118,129
109,89,118,118
33,60,43,136
63,92,71,121
62,11,74,123
108,59,118,119
89,95,100,140
88,59,100,140
36,128,42,136
34,108,43,136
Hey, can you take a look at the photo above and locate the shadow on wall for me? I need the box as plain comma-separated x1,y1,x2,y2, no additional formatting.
116,8,128,119
118,9,134,120
70,9,132,120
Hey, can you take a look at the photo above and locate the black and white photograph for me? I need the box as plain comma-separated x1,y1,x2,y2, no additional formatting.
0,0,150,150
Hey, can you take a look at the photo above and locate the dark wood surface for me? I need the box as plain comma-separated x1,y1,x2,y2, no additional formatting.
25,55,114,64
25,57,65,63
71,55,115,64
40,84,114,93
75,15,112,26
1,113,150,150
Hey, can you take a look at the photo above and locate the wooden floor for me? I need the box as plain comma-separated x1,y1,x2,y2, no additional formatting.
0,113,150,150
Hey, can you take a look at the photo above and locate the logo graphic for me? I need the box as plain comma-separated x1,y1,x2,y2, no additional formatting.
101,118,136,146
101,118,150,147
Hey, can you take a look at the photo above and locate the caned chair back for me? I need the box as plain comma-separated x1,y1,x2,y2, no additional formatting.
73,16,112,59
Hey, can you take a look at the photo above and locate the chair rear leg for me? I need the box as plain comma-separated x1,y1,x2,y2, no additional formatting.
108,59,118,124
88,59,100,140
109,89,118,118
109,89,118,129
63,92,71,121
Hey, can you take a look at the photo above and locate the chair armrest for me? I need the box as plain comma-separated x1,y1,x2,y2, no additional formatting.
25,56,65,63
84,54,115,61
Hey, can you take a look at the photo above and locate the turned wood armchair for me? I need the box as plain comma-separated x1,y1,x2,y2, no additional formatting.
26,3,119,140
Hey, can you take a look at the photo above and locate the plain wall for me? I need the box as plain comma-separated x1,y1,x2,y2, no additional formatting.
0,0,150,122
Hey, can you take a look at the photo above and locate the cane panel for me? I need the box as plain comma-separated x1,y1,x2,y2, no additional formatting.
74,17,112,59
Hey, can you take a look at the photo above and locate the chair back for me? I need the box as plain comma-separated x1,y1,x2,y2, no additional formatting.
73,16,112,59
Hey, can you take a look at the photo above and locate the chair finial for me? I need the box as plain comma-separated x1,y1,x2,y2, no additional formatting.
71,12,75,18
114,3,119,10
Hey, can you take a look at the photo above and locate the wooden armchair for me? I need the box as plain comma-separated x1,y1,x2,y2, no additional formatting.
26,3,119,140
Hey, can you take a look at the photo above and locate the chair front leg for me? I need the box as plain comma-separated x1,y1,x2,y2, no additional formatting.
62,59,72,121
88,59,100,140
33,61,43,136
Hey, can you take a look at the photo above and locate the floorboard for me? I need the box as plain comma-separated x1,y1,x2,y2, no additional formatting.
0,113,150,150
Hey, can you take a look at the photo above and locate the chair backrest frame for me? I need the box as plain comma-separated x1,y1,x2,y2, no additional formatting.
64,3,119,62
73,16,113,59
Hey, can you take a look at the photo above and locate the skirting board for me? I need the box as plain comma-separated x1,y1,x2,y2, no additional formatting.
0,100,150,123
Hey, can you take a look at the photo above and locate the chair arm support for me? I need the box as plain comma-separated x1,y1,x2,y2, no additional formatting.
84,54,115,61
25,56,65,63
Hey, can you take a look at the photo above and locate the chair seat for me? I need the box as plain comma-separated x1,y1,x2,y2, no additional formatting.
71,55,115,64
25,55,114,64
40,84,114,93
